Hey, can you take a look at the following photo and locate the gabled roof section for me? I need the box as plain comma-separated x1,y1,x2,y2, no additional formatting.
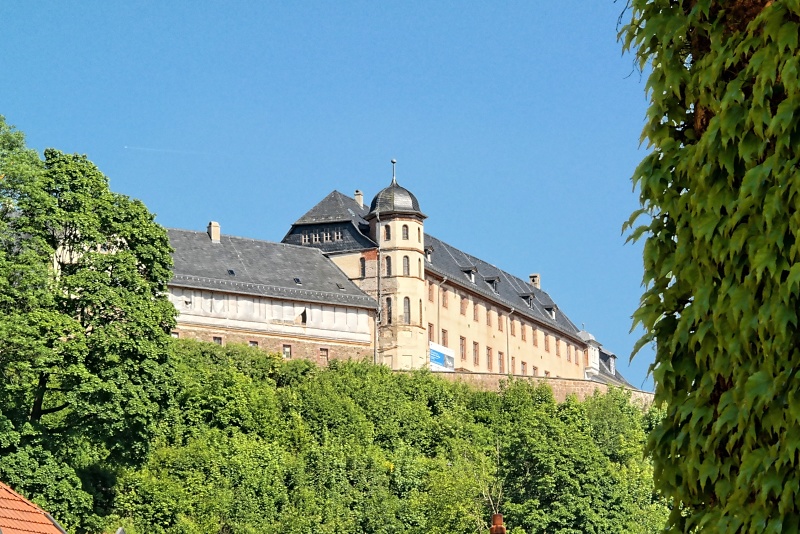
593,349,634,388
293,190,370,226
0,482,66,534
168,229,376,309
424,234,580,336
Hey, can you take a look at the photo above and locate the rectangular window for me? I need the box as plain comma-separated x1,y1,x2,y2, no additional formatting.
323,230,331,242
498,315,503,332
487,347,493,371
312,233,320,244
442,289,448,308
283,344,292,358
511,356,516,374
171,331,180,339
333,229,343,241
473,302,479,322
533,327,538,347
533,366,538,377
301,232,310,245
441,329,448,347
428,323,434,342
212,336,222,345
249,340,258,347
521,324,526,341
510,320,515,336
521,361,527,375
460,296,467,315
487,309,492,327
498,352,505,374
473,342,479,365
544,334,550,352
428,282,434,302
556,339,561,357
567,345,572,362
320,348,329,362
460,336,466,361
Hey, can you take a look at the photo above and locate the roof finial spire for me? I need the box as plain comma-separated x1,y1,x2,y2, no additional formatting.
391,159,397,185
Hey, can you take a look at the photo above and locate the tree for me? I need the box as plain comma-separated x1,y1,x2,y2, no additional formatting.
622,2,800,531
0,116,176,532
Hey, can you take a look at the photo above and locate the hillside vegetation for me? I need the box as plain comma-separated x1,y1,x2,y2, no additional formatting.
99,340,666,534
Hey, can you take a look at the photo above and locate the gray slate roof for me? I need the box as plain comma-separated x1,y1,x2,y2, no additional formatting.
367,178,424,218
292,190,371,226
423,234,580,337
169,228,377,309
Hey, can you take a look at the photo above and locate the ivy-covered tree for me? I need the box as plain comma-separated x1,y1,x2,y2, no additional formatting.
622,2,800,531
0,116,176,532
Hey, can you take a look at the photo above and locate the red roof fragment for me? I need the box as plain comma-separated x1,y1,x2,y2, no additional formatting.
0,481,66,534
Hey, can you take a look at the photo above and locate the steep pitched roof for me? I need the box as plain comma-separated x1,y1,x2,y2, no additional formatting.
292,190,370,226
168,229,376,309
0,482,66,534
423,234,581,337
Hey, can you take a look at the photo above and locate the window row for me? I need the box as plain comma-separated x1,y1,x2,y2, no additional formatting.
384,297,423,325
384,224,422,242
362,256,424,278
301,228,343,244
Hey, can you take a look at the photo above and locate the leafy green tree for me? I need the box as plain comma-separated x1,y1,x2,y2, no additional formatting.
0,116,176,532
622,1,800,530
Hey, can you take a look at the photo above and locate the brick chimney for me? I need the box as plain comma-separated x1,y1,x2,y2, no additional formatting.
354,189,364,208
489,514,506,534
529,273,541,289
207,221,220,243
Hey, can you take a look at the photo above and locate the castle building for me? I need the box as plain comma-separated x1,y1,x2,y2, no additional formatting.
168,170,628,386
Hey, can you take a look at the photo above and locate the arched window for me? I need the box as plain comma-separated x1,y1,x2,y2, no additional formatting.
385,256,392,276
418,227,421,242
403,297,411,324
384,224,391,241
418,258,422,278
360,257,366,278
385,297,392,324
402,224,409,240
403,255,410,276
419,299,423,326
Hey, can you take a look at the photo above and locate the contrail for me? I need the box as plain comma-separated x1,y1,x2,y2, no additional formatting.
123,145,206,155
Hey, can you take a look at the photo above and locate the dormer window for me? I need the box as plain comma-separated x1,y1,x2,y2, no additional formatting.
294,277,302,285
485,276,499,293
519,292,534,308
545,306,556,320
462,266,477,283
425,246,433,263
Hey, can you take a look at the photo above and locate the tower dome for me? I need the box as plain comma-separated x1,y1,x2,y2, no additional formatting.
367,176,425,219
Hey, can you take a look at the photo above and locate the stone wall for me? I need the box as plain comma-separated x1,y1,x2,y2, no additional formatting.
174,325,372,367
432,371,654,405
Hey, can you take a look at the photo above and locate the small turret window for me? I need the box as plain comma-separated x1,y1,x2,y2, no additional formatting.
402,225,409,240
403,255,410,276
384,224,391,241
385,256,392,277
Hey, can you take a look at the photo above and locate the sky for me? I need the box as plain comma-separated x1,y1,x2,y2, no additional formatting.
1,1,656,389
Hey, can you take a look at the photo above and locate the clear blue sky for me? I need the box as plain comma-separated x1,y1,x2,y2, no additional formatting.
2,1,655,389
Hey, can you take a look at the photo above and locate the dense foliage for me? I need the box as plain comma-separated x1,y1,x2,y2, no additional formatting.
622,1,800,531
0,116,176,531
96,340,666,534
